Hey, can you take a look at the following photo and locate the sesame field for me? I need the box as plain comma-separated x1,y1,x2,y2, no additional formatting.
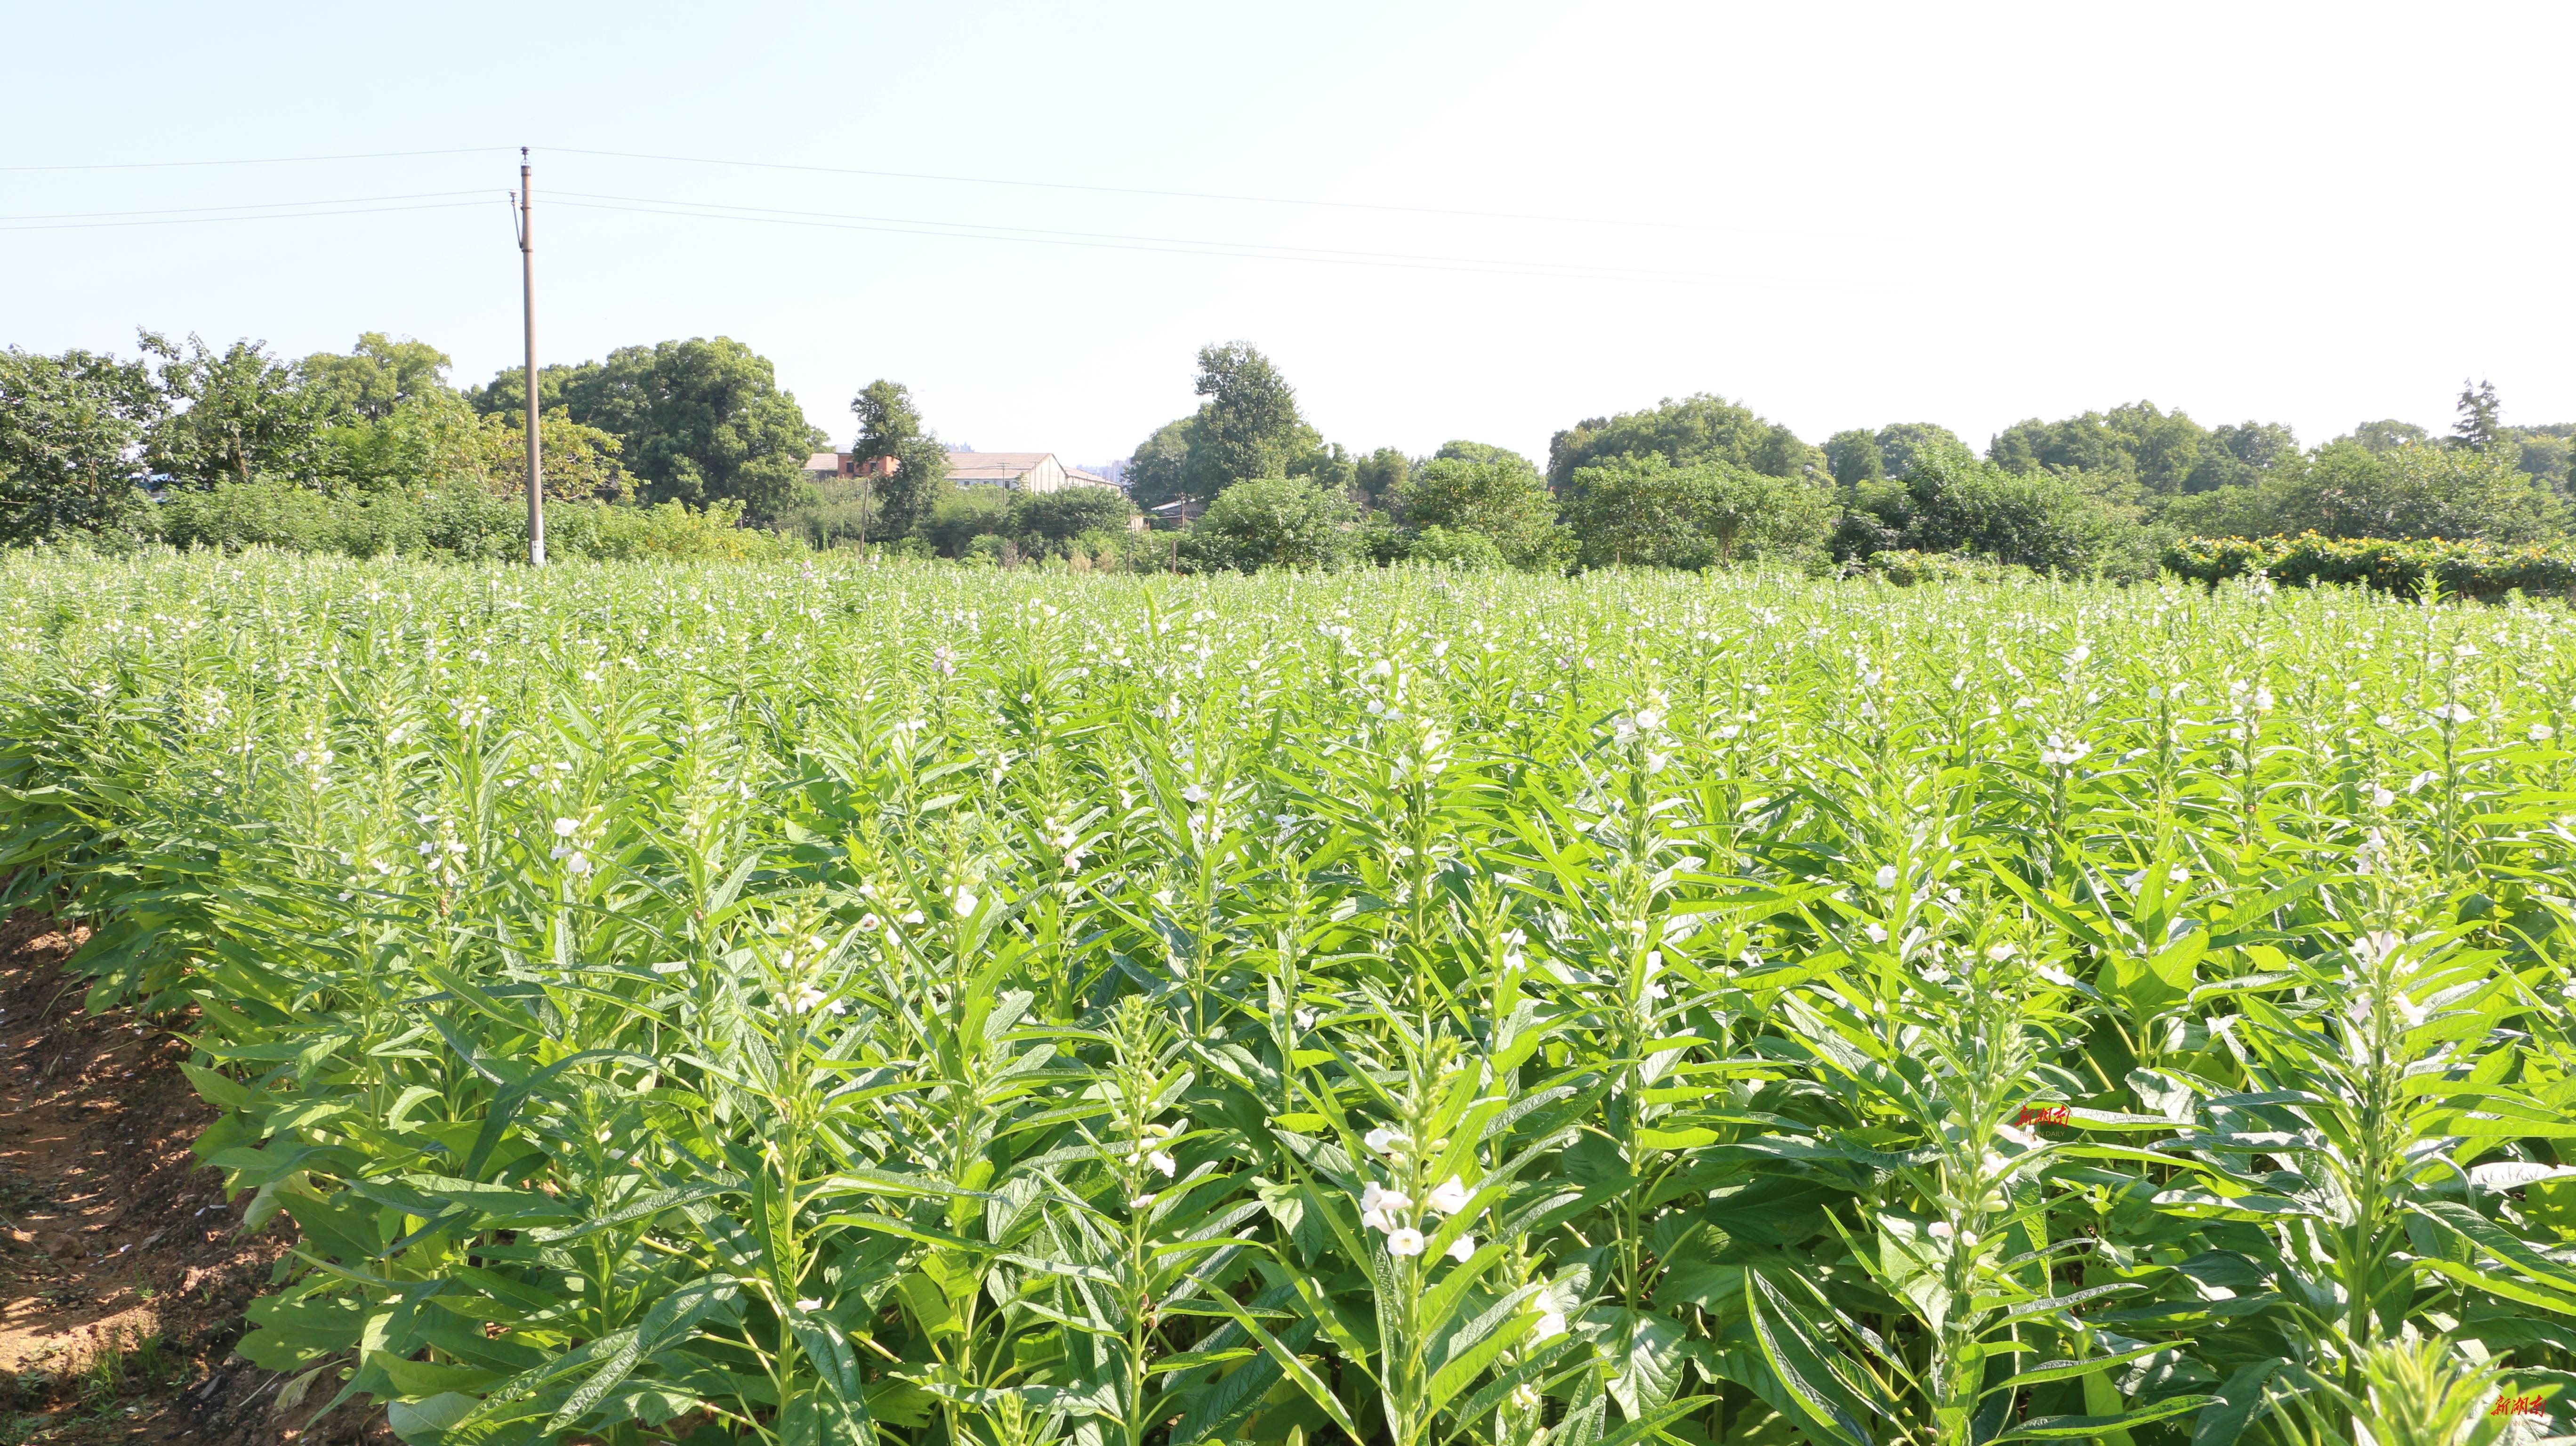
4,552,2576,1446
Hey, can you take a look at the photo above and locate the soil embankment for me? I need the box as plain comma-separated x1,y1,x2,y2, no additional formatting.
0,911,381,1443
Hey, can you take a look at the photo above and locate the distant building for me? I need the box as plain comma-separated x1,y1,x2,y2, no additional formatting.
805,452,900,481
945,452,1122,494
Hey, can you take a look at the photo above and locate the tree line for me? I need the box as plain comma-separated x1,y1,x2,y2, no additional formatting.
1133,350,2575,578
5,329,2568,577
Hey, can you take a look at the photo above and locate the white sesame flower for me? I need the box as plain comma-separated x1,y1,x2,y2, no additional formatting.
1865,923,1888,944
1996,1123,2041,1149
1181,784,1208,804
1425,1176,1472,1215
1446,1234,1475,1262
2532,723,2557,742
1129,1193,1156,1209
1530,1310,1568,1342
552,817,580,838
788,985,828,1014
2370,786,2396,808
1363,1126,1409,1157
1874,865,1898,890
1927,1221,1955,1240
796,1298,821,1311
949,887,979,916
1360,1183,1412,1218
1385,1228,1426,1257
1148,1150,1177,1177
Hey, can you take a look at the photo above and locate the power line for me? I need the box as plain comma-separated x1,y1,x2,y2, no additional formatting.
545,195,1857,290
548,188,1739,283
0,146,507,173
546,145,1803,237
1,139,1802,236
0,200,494,233
0,190,492,223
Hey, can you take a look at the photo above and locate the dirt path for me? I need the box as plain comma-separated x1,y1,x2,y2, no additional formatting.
0,911,374,1444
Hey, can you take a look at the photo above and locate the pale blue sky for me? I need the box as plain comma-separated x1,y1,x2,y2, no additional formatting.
8,2,2573,466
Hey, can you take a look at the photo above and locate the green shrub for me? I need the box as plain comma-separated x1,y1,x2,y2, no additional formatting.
1401,524,1507,570
1850,548,2034,587
2164,531,2576,599
1182,475,1356,571
1562,453,1834,570
142,477,797,563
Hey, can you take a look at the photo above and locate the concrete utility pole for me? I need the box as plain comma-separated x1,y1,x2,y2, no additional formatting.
515,149,544,566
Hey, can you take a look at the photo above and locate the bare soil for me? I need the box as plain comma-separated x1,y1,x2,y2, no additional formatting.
0,910,387,1445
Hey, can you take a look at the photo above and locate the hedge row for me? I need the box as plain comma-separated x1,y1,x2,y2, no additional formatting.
2164,531,2576,599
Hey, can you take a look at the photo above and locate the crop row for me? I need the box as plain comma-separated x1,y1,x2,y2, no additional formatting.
0,554,2572,1446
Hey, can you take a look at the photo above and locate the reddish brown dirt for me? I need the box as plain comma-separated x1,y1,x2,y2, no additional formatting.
0,910,384,1444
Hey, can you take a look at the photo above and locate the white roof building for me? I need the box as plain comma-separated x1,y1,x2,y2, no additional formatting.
944,452,1121,494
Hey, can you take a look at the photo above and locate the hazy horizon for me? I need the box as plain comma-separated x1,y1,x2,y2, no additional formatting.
9,2,2573,468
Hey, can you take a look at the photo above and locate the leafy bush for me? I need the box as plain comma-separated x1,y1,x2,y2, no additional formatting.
1400,523,1507,570
1848,547,2034,586
142,477,796,562
1837,447,2127,575
1011,487,1134,547
1393,453,1562,570
1562,453,1835,570
920,489,1014,557
2165,530,2576,598
1180,474,1356,571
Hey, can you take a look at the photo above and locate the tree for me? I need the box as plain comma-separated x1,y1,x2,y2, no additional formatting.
0,347,162,545
320,386,484,494
1012,487,1132,546
2510,429,2572,492
1824,429,1884,485
300,333,454,422
471,410,630,502
1288,442,1359,499
1562,454,1835,570
2453,378,2503,450
1874,423,1969,480
139,332,332,490
1988,402,2213,495
463,358,605,420
2348,419,2429,453
922,488,1012,557
1183,474,1354,571
1394,446,1563,570
1353,447,1410,509
2185,420,2301,492
2260,439,2563,543
1840,448,2125,574
1179,342,1318,499
473,339,823,518
1547,394,1820,490
1125,420,1195,510
850,379,951,539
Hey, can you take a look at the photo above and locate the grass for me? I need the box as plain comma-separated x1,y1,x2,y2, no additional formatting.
0,551,2572,1445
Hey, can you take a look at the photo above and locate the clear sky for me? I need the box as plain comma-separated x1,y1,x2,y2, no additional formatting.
8,2,2572,468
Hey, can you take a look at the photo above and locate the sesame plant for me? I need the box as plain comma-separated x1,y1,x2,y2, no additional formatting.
1,552,2575,1446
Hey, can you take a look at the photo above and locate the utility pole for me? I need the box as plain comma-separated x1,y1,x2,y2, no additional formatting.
515,148,544,566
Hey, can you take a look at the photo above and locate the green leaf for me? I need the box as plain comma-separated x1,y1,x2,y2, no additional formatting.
1994,1395,2219,1441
